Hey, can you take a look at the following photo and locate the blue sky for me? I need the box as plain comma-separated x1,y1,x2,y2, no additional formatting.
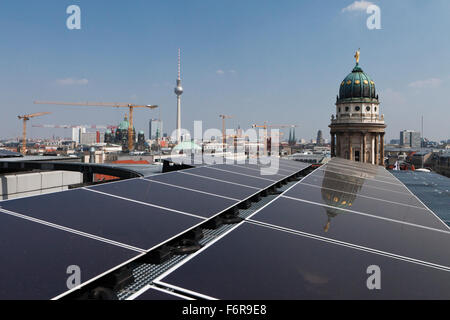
0,0,449,142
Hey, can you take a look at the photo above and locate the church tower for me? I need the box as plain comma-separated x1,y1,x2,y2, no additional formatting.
329,50,386,165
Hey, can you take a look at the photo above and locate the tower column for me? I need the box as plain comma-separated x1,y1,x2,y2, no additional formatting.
371,134,375,164
348,134,353,160
380,132,385,166
362,132,366,163
330,132,335,157
374,134,379,165
336,133,340,157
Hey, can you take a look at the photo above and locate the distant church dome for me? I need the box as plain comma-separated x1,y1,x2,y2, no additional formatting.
338,63,378,103
118,116,130,130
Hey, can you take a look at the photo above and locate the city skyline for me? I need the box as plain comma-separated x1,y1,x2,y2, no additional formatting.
1,1,449,142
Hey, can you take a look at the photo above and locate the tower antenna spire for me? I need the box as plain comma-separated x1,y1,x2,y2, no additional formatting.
178,48,181,81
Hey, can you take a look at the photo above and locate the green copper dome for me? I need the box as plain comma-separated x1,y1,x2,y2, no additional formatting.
118,116,130,130
338,63,378,103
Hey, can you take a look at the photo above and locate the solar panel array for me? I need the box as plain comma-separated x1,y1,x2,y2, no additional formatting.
392,170,450,225
0,159,309,299
151,158,450,300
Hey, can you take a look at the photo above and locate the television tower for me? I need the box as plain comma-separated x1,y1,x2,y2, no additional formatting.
174,48,184,143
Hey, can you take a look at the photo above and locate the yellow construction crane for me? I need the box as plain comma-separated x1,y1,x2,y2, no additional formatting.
18,112,51,154
219,115,233,146
251,122,298,155
34,101,158,151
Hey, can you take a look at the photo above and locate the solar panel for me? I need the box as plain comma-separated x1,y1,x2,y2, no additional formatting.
0,188,203,251
184,166,278,189
301,170,424,207
317,165,402,184
0,210,139,300
88,178,238,219
235,161,307,175
0,159,312,299
146,171,259,200
155,222,450,299
211,164,288,180
152,158,450,299
249,197,450,266
392,171,450,225
0,149,22,158
306,167,410,194
282,183,445,229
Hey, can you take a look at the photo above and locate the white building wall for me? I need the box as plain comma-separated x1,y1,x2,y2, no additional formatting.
0,171,83,200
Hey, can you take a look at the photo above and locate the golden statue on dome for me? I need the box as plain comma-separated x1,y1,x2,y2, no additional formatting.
354,48,360,64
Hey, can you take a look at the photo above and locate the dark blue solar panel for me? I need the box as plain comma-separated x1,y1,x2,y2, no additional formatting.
0,211,139,300
0,188,203,251
146,172,258,200
157,222,450,299
250,197,450,266
0,149,22,158
185,166,276,189
301,169,423,207
307,167,410,194
283,184,446,230
89,178,238,218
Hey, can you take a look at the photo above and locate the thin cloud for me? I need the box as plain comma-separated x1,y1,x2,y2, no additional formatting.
216,69,237,75
380,88,407,104
56,78,89,86
408,78,442,89
342,0,374,13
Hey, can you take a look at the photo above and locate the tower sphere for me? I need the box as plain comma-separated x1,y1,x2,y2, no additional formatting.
175,85,183,96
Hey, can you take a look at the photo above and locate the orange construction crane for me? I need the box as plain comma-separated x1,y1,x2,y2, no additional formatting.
18,112,51,154
252,122,298,155
34,101,158,151
219,115,233,146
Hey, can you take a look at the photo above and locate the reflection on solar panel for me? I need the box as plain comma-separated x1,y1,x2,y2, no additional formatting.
154,158,450,300
0,158,309,299
392,171,450,226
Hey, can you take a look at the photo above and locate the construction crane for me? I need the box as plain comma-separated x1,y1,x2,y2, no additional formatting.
32,124,118,130
18,112,51,154
251,122,298,156
219,115,233,146
34,101,158,151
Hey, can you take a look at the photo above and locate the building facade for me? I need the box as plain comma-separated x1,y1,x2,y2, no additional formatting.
316,130,324,145
400,130,421,148
149,119,163,140
329,51,386,165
